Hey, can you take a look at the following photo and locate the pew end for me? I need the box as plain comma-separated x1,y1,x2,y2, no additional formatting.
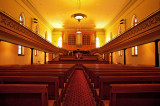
110,84,160,106
0,84,48,106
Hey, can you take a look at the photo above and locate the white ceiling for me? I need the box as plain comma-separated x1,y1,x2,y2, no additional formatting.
27,0,134,30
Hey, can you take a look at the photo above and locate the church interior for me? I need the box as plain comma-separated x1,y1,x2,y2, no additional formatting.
0,0,160,106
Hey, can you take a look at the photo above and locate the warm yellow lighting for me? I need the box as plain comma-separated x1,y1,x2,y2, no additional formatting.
18,45,22,54
75,16,83,20
71,13,87,22
96,37,100,48
132,46,138,55
135,46,138,55
51,22,63,28
96,22,108,28
58,37,62,48
76,30,82,33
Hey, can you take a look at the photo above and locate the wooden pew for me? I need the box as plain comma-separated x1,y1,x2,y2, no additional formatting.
29,64,76,69
93,72,160,88
0,68,69,72
60,56,76,61
82,63,158,72
0,64,75,70
99,76,160,100
0,65,76,88
82,64,160,83
82,56,98,61
83,64,159,68
0,76,59,100
0,71,65,88
109,84,160,106
83,64,160,72
0,84,48,106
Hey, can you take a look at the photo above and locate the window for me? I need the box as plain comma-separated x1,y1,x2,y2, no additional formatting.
18,45,24,56
82,34,90,45
18,45,22,54
103,54,105,60
35,50,38,56
131,15,138,27
68,34,76,45
58,37,62,47
96,37,100,48
18,13,25,56
118,25,121,35
19,13,25,25
36,24,39,34
110,32,112,41
131,15,138,56
52,54,55,59
119,50,122,56
132,46,138,56
45,32,48,40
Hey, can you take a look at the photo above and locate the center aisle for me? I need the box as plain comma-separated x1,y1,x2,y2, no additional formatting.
62,70,96,106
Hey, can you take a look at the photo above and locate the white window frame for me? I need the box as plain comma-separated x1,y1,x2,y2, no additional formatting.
131,14,138,27
35,49,38,56
58,37,62,48
19,12,25,25
119,50,122,56
96,37,100,48
132,46,138,56
18,45,24,56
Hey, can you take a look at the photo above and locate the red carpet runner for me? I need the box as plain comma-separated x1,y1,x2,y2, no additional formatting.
62,70,96,106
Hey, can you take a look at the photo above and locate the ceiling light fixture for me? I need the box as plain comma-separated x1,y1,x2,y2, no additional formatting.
71,0,87,34
71,13,87,22
76,30,82,33
71,0,87,22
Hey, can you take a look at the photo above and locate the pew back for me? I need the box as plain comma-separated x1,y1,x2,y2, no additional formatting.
93,72,160,88
99,76,160,99
0,71,65,88
0,84,48,106
0,76,59,100
110,84,160,106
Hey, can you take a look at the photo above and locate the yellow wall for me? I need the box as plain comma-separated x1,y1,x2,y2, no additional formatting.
0,41,48,65
126,42,155,66
0,41,31,65
52,31,62,47
112,51,124,64
0,0,53,65
105,0,160,66
33,50,48,64
96,31,105,47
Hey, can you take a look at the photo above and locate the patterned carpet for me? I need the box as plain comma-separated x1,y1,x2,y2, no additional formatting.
62,70,96,106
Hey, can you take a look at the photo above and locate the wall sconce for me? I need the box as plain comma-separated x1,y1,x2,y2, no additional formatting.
33,18,38,23
120,19,125,24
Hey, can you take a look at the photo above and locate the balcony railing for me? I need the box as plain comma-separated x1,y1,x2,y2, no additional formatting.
90,9,160,54
0,9,67,54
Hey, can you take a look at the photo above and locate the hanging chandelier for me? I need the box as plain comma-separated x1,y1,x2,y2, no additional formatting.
71,0,87,22
76,30,82,33
71,13,87,22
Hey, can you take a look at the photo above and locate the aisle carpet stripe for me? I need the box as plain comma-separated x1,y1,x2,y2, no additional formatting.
62,70,96,106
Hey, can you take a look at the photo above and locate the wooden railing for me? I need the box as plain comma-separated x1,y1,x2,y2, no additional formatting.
0,10,67,54
90,9,160,54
